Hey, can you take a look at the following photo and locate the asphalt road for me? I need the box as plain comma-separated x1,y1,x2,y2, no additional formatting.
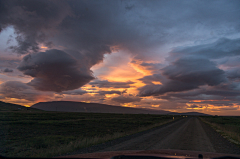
99,117,240,154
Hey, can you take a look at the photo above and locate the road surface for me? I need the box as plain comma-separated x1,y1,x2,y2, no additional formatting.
64,117,240,158
99,117,240,154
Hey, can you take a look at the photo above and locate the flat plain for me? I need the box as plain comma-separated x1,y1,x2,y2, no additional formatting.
95,117,240,154
0,111,176,157
200,116,240,145
1,101,239,158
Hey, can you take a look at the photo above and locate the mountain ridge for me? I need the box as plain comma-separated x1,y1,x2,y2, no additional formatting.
31,101,211,116
0,101,42,111
31,101,169,114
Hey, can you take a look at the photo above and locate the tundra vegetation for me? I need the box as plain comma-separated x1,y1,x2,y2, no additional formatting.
0,110,178,157
200,116,240,146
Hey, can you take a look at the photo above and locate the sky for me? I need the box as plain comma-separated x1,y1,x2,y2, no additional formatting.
1,0,240,115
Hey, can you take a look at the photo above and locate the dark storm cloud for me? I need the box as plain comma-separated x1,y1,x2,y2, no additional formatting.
218,56,240,68
218,107,239,111
155,83,240,108
2,0,240,57
162,57,226,86
0,0,71,54
139,74,165,85
160,89,204,100
111,95,141,103
139,62,163,71
90,80,134,88
0,81,52,101
226,68,240,80
139,57,226,96
187,104,202,109
62,89,87,95
169,38,240,62
98,90,127,96
18,49,94,92
2,0,240,96
189,100,238,107
131,60,164,74
160,38,240,103
139,81,198,97
138,36,240,109
167,83,240,101
201,88,240,97
3,68,13,73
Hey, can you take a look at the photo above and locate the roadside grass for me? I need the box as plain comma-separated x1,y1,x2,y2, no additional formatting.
200,116,240,146
0,112,178,157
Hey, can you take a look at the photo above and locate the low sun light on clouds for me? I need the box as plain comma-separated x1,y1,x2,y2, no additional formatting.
1,0,240,115
92,52,144,82
91,51,147,95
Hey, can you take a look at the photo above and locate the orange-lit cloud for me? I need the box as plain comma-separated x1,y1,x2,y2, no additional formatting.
130,59,153,76
152,81,162,85
1,98,36,107
92,52,144,81
91,51,148,95
190,100,230,103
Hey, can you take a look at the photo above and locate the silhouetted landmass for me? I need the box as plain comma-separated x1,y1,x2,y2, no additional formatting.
1,110,177,157
0,101,42,112
1,101,211,115
31,101,170,114
167,112,211,116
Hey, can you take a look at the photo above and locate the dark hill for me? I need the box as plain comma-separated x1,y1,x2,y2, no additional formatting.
31,101,170,114
0,101,42,112
167,112,211,116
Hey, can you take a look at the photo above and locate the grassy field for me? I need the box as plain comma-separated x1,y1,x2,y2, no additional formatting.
0,111,178,157
200,116,240,146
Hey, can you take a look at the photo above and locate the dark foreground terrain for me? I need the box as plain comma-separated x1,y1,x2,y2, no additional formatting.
0,111,176,157
102,117,240,153
66,117,240,158
1,102,239,158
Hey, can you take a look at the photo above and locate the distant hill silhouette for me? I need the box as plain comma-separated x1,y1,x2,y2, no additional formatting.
31,101,170,114
167,112,211,116
0,101,42,112
1,101,211,116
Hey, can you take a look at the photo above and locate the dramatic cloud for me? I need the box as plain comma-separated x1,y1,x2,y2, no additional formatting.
90,80,134,88
226,68,240,81
0,0,71,54
139,57,226,96
130,59,164,75
111,95,141,103
136,37,240,112
18,49,94,92
1,0,240,114
187,104,202,109
162,57,226,86
98,90,126,96
139,74,164,85
3,68,13,73
139,81,198,97
3,0,240,62
0,81,52,101
169,38,240,61
61,89,87,95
